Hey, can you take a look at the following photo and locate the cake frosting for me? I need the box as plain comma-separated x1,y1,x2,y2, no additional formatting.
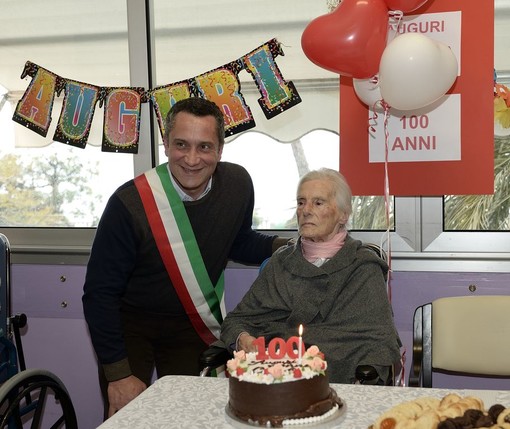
226,345,343,427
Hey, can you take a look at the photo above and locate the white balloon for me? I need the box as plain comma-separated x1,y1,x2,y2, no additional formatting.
353,76,384,111
378,33,458,111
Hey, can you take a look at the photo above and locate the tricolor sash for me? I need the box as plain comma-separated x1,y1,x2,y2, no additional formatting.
134,164,225,345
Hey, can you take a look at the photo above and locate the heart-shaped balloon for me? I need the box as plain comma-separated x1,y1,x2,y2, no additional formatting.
301,0,389,79
378,33,458,111
384,0,429,13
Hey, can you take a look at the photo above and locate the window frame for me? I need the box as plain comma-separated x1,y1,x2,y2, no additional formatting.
2,0,510,274
0,0,157,263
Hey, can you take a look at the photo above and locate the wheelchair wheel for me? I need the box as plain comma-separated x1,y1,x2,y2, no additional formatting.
0,368,77,429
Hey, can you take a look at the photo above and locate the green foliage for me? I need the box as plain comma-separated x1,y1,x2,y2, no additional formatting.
0,151,99,227
444,135,510,231
351,196,393,230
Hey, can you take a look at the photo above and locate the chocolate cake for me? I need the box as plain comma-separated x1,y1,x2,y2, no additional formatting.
225,345,343,427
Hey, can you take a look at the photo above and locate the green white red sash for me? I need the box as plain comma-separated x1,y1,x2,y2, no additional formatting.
134,164,225,345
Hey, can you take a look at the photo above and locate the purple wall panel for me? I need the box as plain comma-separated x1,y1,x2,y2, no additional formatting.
11,264,86,319
15,317,103,429
10,264,103,429
8,263,510,429
224,268,258,312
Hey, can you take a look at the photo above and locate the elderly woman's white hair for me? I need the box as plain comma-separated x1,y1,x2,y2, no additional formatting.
297,168,353,217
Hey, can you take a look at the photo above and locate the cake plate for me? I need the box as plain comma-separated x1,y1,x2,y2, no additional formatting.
225,402,347,428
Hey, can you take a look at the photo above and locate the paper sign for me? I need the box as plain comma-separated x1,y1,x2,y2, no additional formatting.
369,95,461,163
340,0,494,196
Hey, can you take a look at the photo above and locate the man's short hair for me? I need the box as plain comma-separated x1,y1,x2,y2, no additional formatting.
164,97,225,147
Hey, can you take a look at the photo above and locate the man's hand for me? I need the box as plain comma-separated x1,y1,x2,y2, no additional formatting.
238,333,258,352
107,375,147,417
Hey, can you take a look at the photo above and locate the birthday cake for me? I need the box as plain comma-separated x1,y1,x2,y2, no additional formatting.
225,345,343,428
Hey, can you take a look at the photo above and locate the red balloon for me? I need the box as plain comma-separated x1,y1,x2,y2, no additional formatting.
384,0,429,13
301,0,389,79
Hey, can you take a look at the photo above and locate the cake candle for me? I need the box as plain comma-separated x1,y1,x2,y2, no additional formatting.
298,324,303,364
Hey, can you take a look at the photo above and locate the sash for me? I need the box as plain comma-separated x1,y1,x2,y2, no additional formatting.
134,164,225,345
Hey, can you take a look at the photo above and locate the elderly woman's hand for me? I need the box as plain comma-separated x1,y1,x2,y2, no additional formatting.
238,333,258,352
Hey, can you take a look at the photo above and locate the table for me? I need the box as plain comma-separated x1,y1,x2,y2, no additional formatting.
96,375,510,429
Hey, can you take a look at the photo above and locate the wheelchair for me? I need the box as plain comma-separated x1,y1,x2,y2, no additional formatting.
199,242,394,385
0,233,77,428
0,369,78,429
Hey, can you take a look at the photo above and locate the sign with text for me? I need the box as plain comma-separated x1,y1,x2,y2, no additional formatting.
369,95,461,163
390,11,462,72
340,0,494,196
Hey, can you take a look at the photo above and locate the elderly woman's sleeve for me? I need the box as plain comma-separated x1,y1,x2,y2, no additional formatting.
347,261,401,363
220,260,288,349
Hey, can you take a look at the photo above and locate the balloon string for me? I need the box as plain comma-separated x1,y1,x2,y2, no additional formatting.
380,100,406,387
381,101,392,301
388,10,404,21
367,84,381,135
367,100,392,299
368,110,378,134
387,10,404,45
388,11,404,29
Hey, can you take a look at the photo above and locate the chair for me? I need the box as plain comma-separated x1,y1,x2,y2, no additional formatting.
409,295,510,388
0,368,78,429
199,243,393,385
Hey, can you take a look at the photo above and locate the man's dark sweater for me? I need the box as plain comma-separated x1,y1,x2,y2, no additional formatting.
83,162,277,378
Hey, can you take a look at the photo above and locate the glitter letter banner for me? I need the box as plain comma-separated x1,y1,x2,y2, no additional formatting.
101,87,144,154
149,38,301,139
149,80,192,141
194,60,254,136
12,62,60,137
53,79,100,149
244,39,302,119
13,39,301,152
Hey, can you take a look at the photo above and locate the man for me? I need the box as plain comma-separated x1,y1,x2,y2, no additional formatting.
83,97,286,418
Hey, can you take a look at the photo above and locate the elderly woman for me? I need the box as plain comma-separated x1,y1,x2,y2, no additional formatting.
220,168,401,384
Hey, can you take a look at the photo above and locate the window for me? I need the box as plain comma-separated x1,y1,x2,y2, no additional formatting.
417,3,510,268
441,1,510,232
0,0,134,230
0,0,509,273
443,114,510,232
153,0,393,232
222,130,339,230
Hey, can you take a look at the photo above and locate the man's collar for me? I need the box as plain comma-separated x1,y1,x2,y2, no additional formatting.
167,164,212,201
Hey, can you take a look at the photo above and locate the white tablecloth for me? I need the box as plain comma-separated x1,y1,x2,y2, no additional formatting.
97,375,510,429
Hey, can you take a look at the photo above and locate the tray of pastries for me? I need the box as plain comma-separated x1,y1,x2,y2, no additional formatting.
369,393,510,429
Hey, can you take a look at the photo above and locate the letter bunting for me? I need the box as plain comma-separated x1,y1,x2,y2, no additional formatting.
12,39,301,153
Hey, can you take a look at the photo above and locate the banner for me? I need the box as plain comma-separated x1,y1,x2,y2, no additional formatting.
12,62,60,138
101,87,144,153
12,38,301,153
53,79,100,149
339,0,494,196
